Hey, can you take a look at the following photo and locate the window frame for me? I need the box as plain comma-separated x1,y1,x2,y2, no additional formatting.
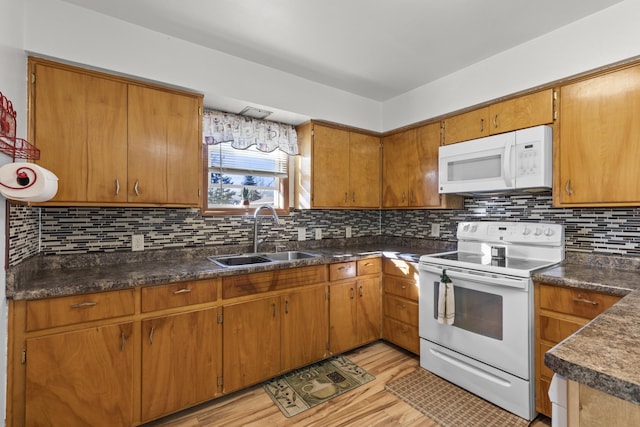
200,144,290,216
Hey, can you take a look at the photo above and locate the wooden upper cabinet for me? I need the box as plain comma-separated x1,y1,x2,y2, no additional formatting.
311,124,350,207
296,122,380,209
442,107,489,145
556,64,640,206
127,85,201,205
28,57,202,207
443,89,554,145
32,61,128,203
382,124,462,209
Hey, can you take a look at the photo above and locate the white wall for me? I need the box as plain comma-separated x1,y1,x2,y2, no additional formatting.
23,0,383,131
382,0,640,131
0,0,27,421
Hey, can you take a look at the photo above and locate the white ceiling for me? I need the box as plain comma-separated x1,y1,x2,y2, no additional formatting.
59,0,621,112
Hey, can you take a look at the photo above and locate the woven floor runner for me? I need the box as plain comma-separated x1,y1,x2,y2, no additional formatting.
385,368,530,427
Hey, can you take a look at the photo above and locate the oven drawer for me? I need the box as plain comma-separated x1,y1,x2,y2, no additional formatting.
538,284,620,319
384,294,418,325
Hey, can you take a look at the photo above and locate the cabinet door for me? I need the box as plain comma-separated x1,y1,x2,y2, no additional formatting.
349,132,381,208
127,85,201,205
25,323,134,427
442,107,489,144
282,286,329,371
329,281,358,354
312,124,350,207
357,276,382,344
489,89,554,134
223,296,281,393
558,65,640,205
411,122,442,207
33,62,128,203
141,308,219,422
382,129,414,207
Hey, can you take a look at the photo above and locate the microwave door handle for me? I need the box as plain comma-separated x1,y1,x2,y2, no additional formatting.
503,142,513,187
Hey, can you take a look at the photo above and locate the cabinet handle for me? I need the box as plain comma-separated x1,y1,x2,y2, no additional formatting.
350,288,355,299
397,303,407,309
285,299,289,314
120,331,126,352
115,179,120,195
565,179,574,196
573,297,598,306
493,114,498,128
402,192,405,202
401,285,406,290
352,192,356,203
149,326,155,345
344,192,348,203
359,286,363,297
173,288,192,295
71,301,97,309
272,303,277,317
480,118,484,132
337,266,348,271
134,180,140,196
365,262,373,267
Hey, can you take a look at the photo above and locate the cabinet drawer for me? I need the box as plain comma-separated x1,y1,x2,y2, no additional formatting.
26,289,135,331
383,258,419,279
383,317,419,355
223,265,328,299
357,258,381,276
330,262,356,281
539,284,620,319
538,314,586,344
383,276,419,301
384,294,418,325
142,279,218,312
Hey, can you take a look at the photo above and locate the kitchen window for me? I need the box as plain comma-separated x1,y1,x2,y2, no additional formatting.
201,110,297,215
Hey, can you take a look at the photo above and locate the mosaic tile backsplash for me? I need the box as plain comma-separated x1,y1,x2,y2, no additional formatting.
9,191,640,265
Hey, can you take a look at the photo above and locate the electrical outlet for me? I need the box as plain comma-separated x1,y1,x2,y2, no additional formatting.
297,227,306,241
315,228,322,240
132,234,144,251
430,224,440,237
345,226,352,238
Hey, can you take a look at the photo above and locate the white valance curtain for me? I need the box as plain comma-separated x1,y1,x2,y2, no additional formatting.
203,110,299,155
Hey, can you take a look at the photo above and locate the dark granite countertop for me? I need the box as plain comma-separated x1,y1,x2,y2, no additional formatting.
6,238,446,300
534,253,640,405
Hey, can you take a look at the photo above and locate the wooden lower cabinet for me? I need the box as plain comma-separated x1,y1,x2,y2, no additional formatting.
329,264,382,355
25,322,135,427
534,282,621,417
222,296,281,393
223,285,329,393
141,308,220,422
382,258,420,354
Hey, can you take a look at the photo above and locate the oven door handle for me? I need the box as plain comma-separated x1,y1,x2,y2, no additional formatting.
420,264,527,289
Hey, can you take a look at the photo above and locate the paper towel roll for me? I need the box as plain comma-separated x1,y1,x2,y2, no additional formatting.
0,162,58,202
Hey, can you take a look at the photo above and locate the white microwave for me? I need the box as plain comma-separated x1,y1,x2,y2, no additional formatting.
438,125,552,194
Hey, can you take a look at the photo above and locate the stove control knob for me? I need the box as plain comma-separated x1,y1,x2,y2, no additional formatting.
544,228,554,237
463,224,470,232
522,226,531,236
470,224,478,232
534,228,543,236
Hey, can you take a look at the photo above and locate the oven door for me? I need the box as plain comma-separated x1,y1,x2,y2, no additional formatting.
418,263,531,379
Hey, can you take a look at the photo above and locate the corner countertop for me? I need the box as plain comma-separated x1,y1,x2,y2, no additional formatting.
534,255,640,405
6,239,444,300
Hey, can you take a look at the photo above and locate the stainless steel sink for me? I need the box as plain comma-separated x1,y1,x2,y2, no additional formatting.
261,251,319,261
208,254,272,267
208,251,320,267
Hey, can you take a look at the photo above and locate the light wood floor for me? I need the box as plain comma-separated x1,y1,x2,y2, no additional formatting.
145,341,551,427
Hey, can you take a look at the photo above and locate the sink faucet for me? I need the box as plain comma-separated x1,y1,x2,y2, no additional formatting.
253,205,280,253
